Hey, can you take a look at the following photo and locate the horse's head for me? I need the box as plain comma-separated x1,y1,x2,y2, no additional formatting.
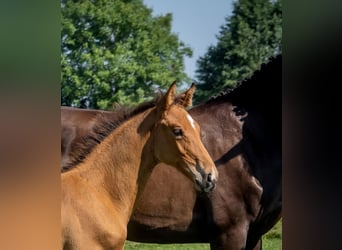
151,82,218,193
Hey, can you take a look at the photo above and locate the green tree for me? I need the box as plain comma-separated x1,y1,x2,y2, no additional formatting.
61,0,192,109
195,0,282,103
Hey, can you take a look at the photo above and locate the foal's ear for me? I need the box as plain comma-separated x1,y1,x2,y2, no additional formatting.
175,83,196,108
158,81,177,112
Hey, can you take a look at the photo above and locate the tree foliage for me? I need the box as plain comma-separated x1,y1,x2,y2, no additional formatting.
61,0,192,109
195,0,282,103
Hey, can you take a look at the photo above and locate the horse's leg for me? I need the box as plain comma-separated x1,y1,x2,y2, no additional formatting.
209,224,249,250
99,224,127,250
112,234,126,250
209,230,262,250
63,219,127,250
252,239,262,250
244,234,262,250
78,231,126,250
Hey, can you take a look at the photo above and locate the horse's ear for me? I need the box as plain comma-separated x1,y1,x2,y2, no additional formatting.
175,83,195,108
158,81,177,112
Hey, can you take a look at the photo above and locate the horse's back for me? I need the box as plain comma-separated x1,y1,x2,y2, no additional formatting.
61,106,113,170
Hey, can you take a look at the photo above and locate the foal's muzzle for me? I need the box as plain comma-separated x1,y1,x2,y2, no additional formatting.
193,163,217,193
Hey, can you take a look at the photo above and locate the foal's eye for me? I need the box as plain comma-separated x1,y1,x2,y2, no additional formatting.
172,128,183,138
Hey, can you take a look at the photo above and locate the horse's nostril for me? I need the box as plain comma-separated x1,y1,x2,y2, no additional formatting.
207,173,212,182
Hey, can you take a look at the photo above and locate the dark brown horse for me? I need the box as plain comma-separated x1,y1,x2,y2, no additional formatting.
61,54,281,249
61,107,114,170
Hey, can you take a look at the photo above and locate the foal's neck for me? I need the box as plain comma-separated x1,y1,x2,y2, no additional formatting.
63,108,157,219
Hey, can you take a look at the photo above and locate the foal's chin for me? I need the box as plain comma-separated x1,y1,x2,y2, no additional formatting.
173,162,217,193
188,168,217,193
195,178,216,193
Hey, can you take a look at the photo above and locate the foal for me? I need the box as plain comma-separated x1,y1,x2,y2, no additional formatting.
61,82,218,249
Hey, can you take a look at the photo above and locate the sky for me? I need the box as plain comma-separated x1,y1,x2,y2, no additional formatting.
143,0,234,80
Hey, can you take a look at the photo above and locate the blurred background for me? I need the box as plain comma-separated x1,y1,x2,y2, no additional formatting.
61,0,281,108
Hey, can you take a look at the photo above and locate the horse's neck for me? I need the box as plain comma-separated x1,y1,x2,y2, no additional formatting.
62,108,156,219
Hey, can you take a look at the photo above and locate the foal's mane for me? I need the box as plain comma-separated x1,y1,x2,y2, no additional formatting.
62,95,162,172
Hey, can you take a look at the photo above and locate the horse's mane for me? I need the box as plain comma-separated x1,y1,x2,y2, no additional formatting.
203,53,282,106
62,95,162,172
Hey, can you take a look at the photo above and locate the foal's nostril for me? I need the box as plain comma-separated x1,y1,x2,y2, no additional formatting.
207,173,213,182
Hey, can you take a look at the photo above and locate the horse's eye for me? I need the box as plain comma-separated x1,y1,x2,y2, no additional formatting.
172,128,183,138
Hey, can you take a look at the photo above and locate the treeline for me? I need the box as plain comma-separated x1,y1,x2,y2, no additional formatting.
61,0,282,109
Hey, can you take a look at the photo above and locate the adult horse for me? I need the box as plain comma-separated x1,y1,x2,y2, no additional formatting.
61,107,114,170
61,54,281,249
129,55,281,250
61,82,218,249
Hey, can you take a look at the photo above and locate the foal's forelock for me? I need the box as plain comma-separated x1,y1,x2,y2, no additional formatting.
61,91,196,172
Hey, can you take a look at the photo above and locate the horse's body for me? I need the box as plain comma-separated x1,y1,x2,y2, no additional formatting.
61,83,218,250
61,55,281,249
61,107,114,170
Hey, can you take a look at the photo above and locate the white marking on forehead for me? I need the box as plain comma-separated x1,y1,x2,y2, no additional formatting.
187,114,196,129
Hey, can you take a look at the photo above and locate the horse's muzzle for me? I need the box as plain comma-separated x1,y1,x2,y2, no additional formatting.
195,172,216,193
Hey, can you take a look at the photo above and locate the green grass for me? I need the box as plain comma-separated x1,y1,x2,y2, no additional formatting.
124,242,210,250
262,219,282,250
124,220,282,249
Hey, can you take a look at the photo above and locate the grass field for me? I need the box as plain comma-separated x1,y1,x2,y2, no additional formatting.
124,220,282,249
262,219,282,250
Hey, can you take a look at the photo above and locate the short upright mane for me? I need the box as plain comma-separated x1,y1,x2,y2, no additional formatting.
62,96,162,172
203,54,282,105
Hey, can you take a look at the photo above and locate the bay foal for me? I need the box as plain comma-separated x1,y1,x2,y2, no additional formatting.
61,82,218,249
